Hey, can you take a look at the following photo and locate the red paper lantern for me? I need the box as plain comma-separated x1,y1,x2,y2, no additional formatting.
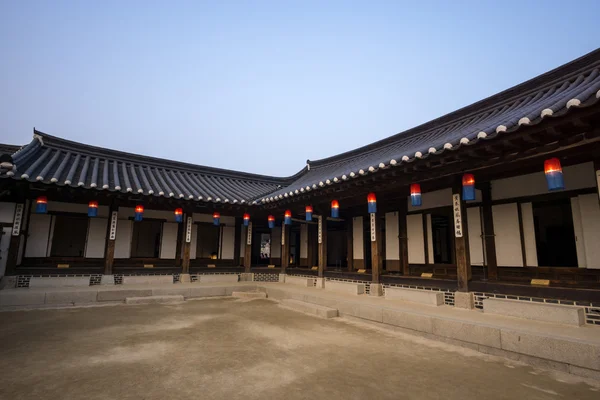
331,200,340,218
305,206,313,221
88,201,98,217
367,193,377,213
174,208,183,223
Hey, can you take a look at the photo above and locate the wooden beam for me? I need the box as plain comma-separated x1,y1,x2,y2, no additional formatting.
318,216,327,277
398,197,409,276
103,203,118,275
452,181,471,292
480,182,498,280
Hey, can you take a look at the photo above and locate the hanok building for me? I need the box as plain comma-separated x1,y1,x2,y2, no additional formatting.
1,49,600,318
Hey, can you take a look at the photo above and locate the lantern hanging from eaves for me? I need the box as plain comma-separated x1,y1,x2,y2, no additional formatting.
243,213,250,226
367,193,377,214
174,208,183,223
462,174,476,201
134,205,144,221
305,206,313,222
331,200,340,218
544,158,565,191
410,184,422,207
268,215,275,229
213,212,221,226
284,210,292,225
88,201,98,217
35,196,48,214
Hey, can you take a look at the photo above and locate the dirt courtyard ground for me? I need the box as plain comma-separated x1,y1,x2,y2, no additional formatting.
0,297,598,400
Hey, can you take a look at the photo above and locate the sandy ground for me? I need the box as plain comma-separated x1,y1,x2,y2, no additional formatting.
0,297,598,400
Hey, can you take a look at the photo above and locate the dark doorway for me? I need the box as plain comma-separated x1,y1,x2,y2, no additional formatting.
252,229,271,266
532,199,577,267
51,215,88,257
131,220,162,258
431,213,453,264
327,220,347,269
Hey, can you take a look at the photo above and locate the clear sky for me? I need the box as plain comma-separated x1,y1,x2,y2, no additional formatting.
1,1,598,176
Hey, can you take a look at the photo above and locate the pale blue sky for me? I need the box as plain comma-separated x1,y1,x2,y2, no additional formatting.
1,1,598,176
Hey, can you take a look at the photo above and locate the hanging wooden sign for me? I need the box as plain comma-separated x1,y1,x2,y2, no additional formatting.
109,211,118,240
185,216,193,243
281,224,285,245
370,213,376,242
12,204,24,236
317,216,322,244
246,222,253,245
452,194,463,238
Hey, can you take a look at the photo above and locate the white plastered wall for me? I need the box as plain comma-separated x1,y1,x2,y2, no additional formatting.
385,212,399,260
570,197,586,268
352,217,364,260
300,224,308,259
520,203,538,267
466,207,484,266
578,193,600,269
114,220,133,258
24,214,52,258
492,203,523,267
85,218,107,258
426,214,434,263
221,226,235,259
159,222,178,259
407,213,425,264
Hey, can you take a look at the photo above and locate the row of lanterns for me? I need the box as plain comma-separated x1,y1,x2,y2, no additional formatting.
32,158,566,223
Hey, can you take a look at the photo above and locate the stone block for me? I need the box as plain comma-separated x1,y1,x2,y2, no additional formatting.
314,278,325,288
369,283,383,297
336,301,361,317
281,299,338,318
198,274,239,284
97,289,153,302
432,318,501,348
232,291,267,299
188,286,227,298
122,275,173,285
325,280,364,295
152,287,191,297
500,329,600,371
125,295,184,305
483,298,585,326
384,287,443,306
382,309,434,333
0,276,17,289
285,275,316,287
358,305,383,322
100,275,115,285
0,291,46,306
29,277,90,288
239,273,254,282
278,274,286,283
45,291,98,304
178,274,191,283
454,291,474,309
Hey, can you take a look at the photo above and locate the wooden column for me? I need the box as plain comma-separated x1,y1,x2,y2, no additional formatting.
233,217,242,266
306,224,315,268
181,214,193,274
243,222,252,272
5,203,25,276
370,213,382,284
103,204,118,275
398,197,409,276
318,216,327,277
346,218,354,271
281,224,290,273
175,216,184,267
480,182,498,280
452,181,471,292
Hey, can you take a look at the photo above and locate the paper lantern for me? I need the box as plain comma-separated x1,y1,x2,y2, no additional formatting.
213,212,220,226
174,208,183,223
88,201,98,217
268,215,275,229
462,174,475,201
410,184,422,207
331,200,340,218
243,213,250,226
284,210,292,225
544,158,565,191
35,196,47,214
134,205,144,221
305,206,313,222
367,193,377,214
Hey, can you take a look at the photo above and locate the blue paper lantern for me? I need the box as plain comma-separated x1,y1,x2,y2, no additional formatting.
410,184,422,207
88,201,98,217
462,174,476,201
35,196,47,214
544,158,565,191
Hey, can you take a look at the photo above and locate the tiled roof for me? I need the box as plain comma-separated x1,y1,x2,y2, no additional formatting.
260,48,600,203
1,131,294,205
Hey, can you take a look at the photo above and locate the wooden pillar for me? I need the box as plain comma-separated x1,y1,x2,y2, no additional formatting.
306,223,315,268
181,214,193,274
5,203,25,276
103,204,118,275
281,224,290,273
233,217,242,266
398,197,409,276
480,182,498,280
346,218,354,271
175,216,184,267
243,222,252,272
370,212,382,283
318,216,327,277
452,181,471,292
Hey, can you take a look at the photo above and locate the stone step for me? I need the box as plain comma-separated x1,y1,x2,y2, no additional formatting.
125,295,184,305
384,287,444,306
281,299,338,318
232,291,267,299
